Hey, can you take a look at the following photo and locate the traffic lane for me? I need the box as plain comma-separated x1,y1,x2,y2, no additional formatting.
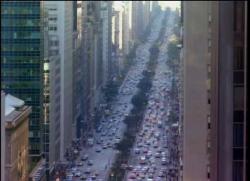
125,44,173,179
73,14,165,179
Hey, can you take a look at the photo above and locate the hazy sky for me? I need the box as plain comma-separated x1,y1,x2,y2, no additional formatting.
158,1,180,10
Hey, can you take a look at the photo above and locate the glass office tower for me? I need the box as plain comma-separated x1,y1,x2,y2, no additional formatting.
1,1,43,162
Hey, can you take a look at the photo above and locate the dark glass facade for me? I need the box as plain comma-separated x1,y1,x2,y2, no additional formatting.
1,1,43,161
232,1,246,180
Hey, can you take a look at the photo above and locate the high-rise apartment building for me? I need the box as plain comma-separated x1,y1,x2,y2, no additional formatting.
112,2,126,76
131,1,144,43
82,1,104,136
151,1,160,20
73,0,84,140
131,1,143,43
143,1,151,32
100,1,112,85
182,2,209,180
182,1,248,181
43,1,74,164
1,1,43,162
123,1,132,56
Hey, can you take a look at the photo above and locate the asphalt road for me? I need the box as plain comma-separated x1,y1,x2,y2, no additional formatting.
66,12,165,181
124,13,179,181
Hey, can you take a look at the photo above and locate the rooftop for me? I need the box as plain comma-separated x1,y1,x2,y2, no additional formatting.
5,94,24,116
4,94,31,129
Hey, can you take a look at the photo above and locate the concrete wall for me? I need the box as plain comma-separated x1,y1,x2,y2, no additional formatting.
1,92,5,181
44,1,73,161
210,2,219,181
183,1,209,180
217,2,234,181
5,112,30,181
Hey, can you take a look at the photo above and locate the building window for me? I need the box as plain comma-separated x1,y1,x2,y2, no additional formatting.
233,1,244,31
234,71,244,85
208,122,211,129
49,40,58,46
233,148,243,160
49,26,57,31
234,110,244,123
234,47,244,70
233,161,243,181
49,17,57,21
208,39,211,48
233,86,244,109
233,123,243,147
208,14,212,23
49,50,58,56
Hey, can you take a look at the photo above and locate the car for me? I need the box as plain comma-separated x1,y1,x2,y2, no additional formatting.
127,165,133,170
155,152,161,158
96,147,101,153
96,140,102,145
97,126,102,133
87,160,93,166
75,171,81,177
139,173,146,179
84,168,91,174
88,138,94,146
134,148,140,154
67,173,74,178
139,156,146,164
161,159,167,165
128,173,136,179
148,174,154,179
93,171,99,176
80,175,87,180
91,175,97,179
81,154,88,161
158,171,165,177
77,162,83,166
72,167,77,172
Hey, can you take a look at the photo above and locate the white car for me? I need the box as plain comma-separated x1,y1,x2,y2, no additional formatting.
77,162,84,166
84,168,91,174
140,156,146,164
75,171,81,177
72,167,77,172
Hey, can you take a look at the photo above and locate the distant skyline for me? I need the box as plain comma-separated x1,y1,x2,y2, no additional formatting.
158,1,180,10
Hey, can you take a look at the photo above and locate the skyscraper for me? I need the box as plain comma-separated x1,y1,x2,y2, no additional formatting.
82,1,103,135
181,1,248,181
100,1,113,85
72,1,84,138
131,1,144,43
1,1,43,163
43,1,74,164
143,1,151,32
